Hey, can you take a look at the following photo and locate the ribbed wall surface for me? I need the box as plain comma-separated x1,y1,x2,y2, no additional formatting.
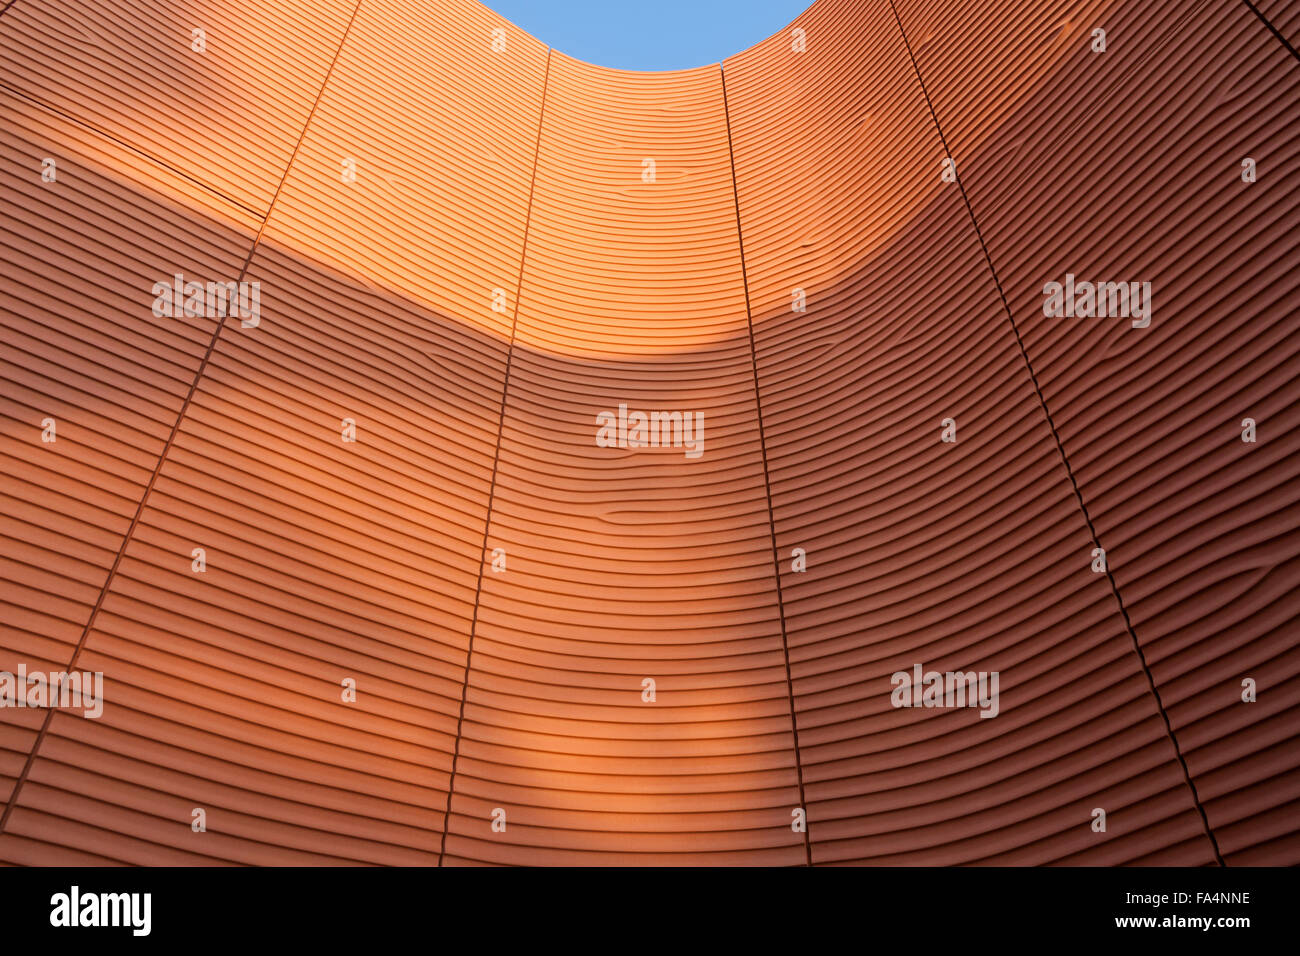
894,0,1300,865
1254,1,1299,47
0,88,261,862
725,0,1213,866
0,0,1296,865
446,53,803,865
0,0,355,214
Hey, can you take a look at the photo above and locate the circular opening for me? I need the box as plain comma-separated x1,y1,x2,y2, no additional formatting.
484,0,815,71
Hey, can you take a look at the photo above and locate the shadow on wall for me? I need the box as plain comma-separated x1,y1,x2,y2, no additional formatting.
0,0,1297,865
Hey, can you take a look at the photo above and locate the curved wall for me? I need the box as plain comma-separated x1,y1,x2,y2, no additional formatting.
0,0,1296,865
727,0,1210,866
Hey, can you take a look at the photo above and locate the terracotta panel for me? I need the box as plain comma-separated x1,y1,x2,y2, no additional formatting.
0,0,356,213
0,0,1295,866
0,90,257,853
257,0,549,339
2,0,548,864
724,0,1213,865
1251,0,1300,49
443,52,805,866
896,0,1300,862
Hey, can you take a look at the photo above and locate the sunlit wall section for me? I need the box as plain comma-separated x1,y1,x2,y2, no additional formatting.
444,52,806,865
0,0,548,863
724,0,1213,864
0,91,259,863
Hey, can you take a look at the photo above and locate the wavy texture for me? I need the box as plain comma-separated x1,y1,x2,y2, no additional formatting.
896,0,1300,865
724,0,1214,865
446,52,804,866
0,0,355,214
1251,1,1299,50
0,0,1295,865
0,88,259,862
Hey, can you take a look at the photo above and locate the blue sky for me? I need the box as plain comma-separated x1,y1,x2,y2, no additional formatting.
482,0,813,71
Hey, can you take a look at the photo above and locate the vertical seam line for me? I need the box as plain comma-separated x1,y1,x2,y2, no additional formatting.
720,61,813,867
884,0,1224,866
438,47,552,867
0,0,366,835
